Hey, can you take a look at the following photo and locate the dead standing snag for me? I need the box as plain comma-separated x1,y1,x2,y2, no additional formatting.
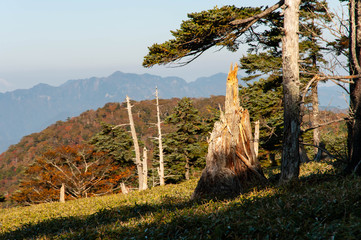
192,64,267,200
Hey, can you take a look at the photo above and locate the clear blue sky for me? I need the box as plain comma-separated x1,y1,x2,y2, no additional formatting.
0,0,345,92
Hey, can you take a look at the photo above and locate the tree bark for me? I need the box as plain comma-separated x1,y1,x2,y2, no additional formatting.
346,0,361,175
126,95,144,190
192,64,267,200
155,87,165,186
142,147,148,190
60,183,65,203
120,182,129,194
254,120,260,158
185,157,190,180
311,77,320,156
280,0,301,182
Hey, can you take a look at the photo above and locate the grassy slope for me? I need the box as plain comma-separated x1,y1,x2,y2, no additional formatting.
1,161,361,239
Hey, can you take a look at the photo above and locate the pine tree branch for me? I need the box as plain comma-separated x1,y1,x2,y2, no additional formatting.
230,0,285,25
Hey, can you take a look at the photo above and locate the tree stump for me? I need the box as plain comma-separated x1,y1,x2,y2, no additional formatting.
192,64,267,199
60,183,65,203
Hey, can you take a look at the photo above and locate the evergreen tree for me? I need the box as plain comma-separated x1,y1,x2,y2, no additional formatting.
89,123,138,188
239,0,330,161
143,1,331,184
161,98,208,183
89,123,134,166
239,79,283,164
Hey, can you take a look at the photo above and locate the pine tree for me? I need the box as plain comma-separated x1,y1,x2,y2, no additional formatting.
239,0,330,162
89,123,134,166
239,79,283,164
162,98,208,183
143,1,329,185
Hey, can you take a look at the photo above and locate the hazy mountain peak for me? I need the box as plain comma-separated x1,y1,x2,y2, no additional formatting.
0,71,227,153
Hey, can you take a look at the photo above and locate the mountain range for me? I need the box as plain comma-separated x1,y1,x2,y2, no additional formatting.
0,71,348,153
0,71,229,153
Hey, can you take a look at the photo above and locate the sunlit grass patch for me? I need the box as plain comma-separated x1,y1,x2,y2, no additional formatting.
1,161,360,239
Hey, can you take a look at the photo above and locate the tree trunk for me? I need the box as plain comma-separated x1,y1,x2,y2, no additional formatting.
280,0,301,182
120,182,129,194
346,0,361,175
254,120,260,158
142,147,148,190
156,87,165,186
185,157,190,180
126,95,144,190
299,144,310,163
192,64,267,200
60,183,65,203
311,81,320,155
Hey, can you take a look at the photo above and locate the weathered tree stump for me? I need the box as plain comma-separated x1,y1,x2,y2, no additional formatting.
192,64,267,199
60,183,65,203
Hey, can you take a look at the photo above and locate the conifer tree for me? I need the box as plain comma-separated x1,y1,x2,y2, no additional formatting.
239,79,283,164
143,1,328,184
162,98,207,183
89,123,134,166
239,0,330,160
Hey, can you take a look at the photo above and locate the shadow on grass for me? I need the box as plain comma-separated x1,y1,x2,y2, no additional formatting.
2,171,360,239
0,195,196,240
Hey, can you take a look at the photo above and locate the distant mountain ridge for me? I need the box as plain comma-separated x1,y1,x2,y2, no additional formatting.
0,71,348,153
0,71,228,153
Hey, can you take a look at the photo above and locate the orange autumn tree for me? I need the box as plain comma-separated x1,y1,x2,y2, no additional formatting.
12,144,133,205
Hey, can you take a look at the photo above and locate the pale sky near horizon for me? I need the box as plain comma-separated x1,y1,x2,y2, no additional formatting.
0,0,346,92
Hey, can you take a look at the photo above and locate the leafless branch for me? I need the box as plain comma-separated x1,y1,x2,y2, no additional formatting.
300,142,345,162
330,79,350,94
301,117,349,133
112,124,129,130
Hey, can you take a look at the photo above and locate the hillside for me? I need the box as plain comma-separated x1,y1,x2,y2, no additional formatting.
0,72,228,153
1,160,360,239
0,70,349,154
0,96,225,197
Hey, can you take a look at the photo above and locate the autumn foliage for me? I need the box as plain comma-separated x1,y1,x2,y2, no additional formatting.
0,97,225,199
11,144,134,205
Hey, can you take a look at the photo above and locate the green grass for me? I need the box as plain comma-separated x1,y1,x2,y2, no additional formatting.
1,160,361,239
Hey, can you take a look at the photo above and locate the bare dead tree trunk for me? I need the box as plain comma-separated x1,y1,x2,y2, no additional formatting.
311,78,320,155
142,147,148,190
192,64,267,200
60,183,65,203
155,87,165,186
280,0,301,183
254,120,260,158
126,95,144,191
185,156,190,180
120,182,129,194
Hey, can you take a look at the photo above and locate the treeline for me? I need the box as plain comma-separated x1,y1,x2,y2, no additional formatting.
1,94,346,206
0,96,224,205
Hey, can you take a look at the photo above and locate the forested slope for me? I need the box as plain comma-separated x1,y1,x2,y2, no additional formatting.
0,96,225,197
